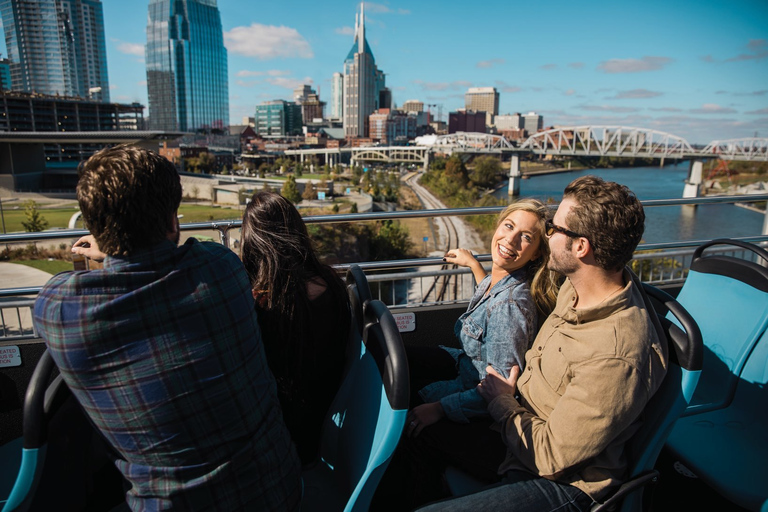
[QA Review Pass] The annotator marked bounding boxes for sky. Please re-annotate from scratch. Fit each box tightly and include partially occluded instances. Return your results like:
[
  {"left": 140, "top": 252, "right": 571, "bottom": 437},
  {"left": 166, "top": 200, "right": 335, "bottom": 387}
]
[{"left": 2, "top": 0, "right": 768, "bottom": 145}]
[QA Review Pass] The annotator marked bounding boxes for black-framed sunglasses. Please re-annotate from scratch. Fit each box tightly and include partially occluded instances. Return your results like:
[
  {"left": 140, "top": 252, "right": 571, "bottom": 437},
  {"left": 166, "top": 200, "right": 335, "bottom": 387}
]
[{"left": 545, "top": 219, "right": 589, "bottom": 242}]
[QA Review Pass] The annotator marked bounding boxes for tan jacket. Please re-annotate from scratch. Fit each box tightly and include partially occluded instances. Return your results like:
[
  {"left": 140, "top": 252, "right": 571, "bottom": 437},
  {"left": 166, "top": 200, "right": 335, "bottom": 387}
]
[{"left": 488, "top": 269, "right": 668, "bottom": 501}]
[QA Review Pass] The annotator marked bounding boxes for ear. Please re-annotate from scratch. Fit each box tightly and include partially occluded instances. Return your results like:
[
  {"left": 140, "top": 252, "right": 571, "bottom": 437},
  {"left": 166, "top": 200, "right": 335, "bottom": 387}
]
[{"left": 572, "top": 236, "right": 591, "bottom": 259}]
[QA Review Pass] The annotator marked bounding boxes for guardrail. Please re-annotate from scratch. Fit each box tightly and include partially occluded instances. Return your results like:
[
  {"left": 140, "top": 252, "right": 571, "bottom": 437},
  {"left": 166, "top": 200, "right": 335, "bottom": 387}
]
[{"left": 2, "top": 194, "right": 767, "bottom": 341}]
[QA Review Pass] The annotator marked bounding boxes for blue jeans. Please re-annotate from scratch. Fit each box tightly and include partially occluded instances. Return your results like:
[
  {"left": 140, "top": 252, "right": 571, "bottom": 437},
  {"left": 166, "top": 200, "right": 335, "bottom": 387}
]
[{"left": 415, "top": 470, "right": 594, "bottom": 512}]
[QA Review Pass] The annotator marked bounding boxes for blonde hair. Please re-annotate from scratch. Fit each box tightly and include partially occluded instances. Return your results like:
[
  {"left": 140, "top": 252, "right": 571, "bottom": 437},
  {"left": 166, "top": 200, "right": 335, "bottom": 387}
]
[{"left": 496, "top": 198, "right": 560, "bottom": 319}]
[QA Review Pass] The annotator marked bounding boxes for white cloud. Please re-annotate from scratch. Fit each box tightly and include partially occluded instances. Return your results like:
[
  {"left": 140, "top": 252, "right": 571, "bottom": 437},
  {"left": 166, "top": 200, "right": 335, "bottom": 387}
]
[
  {"left": 266, "top": 76, "right": 313, "bottom": 90},
  {"left": 611, "top": 89, "right": 664, "bottom": 100},
  {"left": 414, "top": 80, "right": 472, "bottom": 91},
  {"left": 746, "top": 107, "right": 768, "bottom": 115},
  {"left": 540, "top": 63, "right": 557, "bottom": 70},
  {"left": 568, "top": 62, "right": 585, "bottom": 69},
  {"left": 564, "top": 89, "right": 575, "bottom": 96},
  {"left": 579, "top": 105, "right": 641, "bottom": 113},
  {"left": 236, "top": 69, "right": 291, "bottom": 77},
  {"left": 690, "top": 103, "right": 737, "bottom": 114},
  {"left": 335, "top": 26, "right": 355, "bottom": 36},
  {"left": 597, "top": 56, "right": 673, "bottom": 73},
  {"left": 117, "top": 42, "right": 144, "bottom": 57},
  {"left": 476, "top": 58, "right": 505, "bottom": 69},
  {"left": 364, "top": 2, "right": 392, "bottom": 13},
  {"left": 224, "top": 24, "right": 313, "bottom": 60}
]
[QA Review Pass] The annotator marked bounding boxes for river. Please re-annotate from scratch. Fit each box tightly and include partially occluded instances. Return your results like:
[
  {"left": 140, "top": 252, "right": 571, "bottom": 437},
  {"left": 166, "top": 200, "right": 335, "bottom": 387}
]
[{"left": 492, "top": 162, "right": 765, "bottom": 244}]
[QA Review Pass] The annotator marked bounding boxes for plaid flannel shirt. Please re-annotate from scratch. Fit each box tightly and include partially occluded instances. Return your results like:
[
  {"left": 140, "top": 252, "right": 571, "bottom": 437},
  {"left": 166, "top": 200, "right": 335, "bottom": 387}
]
[{"left": 33, "top": 238, "right": 301, "bottom": 511}]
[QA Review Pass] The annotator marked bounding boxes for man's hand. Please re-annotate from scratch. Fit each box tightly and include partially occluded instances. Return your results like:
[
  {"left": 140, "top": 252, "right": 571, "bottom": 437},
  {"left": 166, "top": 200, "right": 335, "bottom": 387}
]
[
  {"left": 477, "top": 365, "right": 520, "bottom": 403},
  {"left": 406, "top": 402, "right": 445, "bottom": 438},
  {"left": 72, "top": 235, "right": 107, "bottom": 263}
]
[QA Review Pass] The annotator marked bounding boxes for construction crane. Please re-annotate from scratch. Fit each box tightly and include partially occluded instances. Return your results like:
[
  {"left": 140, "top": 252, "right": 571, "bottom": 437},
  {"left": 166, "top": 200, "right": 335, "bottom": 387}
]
[{"left": 426, "top": 103, "right": 443, "bottom": 123}]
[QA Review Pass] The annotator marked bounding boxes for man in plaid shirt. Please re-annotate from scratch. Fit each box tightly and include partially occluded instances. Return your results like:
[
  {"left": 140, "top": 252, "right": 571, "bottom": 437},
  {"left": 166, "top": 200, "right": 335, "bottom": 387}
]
[{"left": 33, "top": 145, "right": 301, "bottom": 511}]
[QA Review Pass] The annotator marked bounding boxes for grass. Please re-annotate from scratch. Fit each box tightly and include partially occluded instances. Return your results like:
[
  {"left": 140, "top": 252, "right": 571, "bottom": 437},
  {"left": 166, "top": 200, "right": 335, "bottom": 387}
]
[
  {"left": 0, "top": 202, "right": 245, "bottom": 233},
  {"left": 10, "top": 259, "right": 73, "bottom": 275}
]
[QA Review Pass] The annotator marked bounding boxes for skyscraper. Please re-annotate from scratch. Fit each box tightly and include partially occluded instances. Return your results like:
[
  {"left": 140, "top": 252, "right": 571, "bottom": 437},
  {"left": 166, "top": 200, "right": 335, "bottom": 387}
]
[
  {"left": 0, "top": 0, "right": 110, "bottom": 101},
  {"left": 146, "top": 0, "right": 228, "bottom": 132},
  {"left": 343, "top": 3, "right": 385, "bottom": 138},
  {"left": 465, "top": 87, "right": 499, "bottom": 127}
]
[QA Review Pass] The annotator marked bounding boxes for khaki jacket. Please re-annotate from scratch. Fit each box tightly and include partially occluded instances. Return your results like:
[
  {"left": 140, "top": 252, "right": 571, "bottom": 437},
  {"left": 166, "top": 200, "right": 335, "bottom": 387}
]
[{"left": 488, "top": 269, "right": 668, "bottom": 501}]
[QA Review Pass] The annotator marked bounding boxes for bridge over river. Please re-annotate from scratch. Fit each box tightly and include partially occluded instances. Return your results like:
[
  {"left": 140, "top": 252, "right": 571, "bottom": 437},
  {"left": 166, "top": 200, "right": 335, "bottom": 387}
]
[{"left": 282, "top": 126, "right": 768, "bottom": 198}]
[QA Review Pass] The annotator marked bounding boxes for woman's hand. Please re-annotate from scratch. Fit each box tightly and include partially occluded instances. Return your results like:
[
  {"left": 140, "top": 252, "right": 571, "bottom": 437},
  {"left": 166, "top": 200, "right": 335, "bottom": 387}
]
[
  {"left": 406, "top": 402, "right": 445, "bottom": 438},
  {"left": 444, "top": 248, "right": 487, "bottom": 284},
  {"left": 444, "top": 248, "right": 477, "bottom": 268},
  {"left": 477, "top": 365, "right": 520, "bottom": 403},
  {"left": 72, "top": 235, "right": 107, "bottom": 263}
]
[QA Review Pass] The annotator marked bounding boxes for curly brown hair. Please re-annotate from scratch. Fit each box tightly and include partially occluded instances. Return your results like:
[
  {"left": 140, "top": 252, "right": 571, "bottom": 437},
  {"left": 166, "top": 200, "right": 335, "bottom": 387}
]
[
  {"left": 76, "top": 145, "right": 181, "bottom": 256},
  {"left": 563, "top": 175, "right": 645, "bottom": 272}
]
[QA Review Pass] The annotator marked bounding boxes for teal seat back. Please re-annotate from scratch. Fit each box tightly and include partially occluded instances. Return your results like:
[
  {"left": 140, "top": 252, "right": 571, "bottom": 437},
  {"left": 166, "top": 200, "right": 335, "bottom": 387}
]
[
  {"left": 674, "top": 239, "right": 768, "bottom": 414},
  {"left": 302, "top": 299, "right": 409, "bottom": 512}
]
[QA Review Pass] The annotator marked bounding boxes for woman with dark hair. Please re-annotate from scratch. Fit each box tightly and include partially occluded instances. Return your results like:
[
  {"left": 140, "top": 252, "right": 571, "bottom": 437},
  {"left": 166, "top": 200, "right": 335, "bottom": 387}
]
[{"left": 241, "top": 191, "right": 351, "bottom": 465}]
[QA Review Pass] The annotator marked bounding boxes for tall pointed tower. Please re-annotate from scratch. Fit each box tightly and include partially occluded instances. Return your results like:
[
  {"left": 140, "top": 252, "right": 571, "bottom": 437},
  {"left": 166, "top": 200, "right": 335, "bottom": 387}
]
[{"left": 342, "top": 3, "right": 384, "bottom": 138}]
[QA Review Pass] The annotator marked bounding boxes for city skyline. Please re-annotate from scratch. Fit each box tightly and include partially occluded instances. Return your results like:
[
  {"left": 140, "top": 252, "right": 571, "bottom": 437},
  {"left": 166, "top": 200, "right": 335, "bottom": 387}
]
[{"left": 0, "top": 0, "right": 766, "bottom": 143}]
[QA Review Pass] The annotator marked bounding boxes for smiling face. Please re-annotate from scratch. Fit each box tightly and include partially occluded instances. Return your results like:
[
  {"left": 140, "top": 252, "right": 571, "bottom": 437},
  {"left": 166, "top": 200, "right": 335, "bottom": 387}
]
[{"left": 490, "top": 209, "right": 542, "bottom": 277}]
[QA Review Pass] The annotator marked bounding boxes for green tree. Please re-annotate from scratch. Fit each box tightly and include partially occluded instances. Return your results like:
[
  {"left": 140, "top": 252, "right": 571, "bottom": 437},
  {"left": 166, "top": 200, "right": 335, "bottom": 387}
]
[
  {"left": 295, "top": 162, "right": 304, "bottom": 177},
  {"left": 470, "top": 156, "right": 501, "bottom": 188},
  {"left": 197, "top": 152, "right": 216, "bottom": 174},
  {"left": 350, "top": 202, "right": 358, "bottom": 213},
  {"left": 281, "top": 175, "right": 302, "bottom": 204},
  {"left": 22, "top": 200, "right": 49, "bottom": 232},
  {"left": 302, "top": 181, "right": 317, "bottom": 201}
]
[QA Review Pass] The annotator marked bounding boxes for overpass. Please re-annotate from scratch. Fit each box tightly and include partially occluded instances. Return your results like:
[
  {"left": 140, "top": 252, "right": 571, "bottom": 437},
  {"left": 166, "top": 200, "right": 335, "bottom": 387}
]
[{"left": 0, "top": 131, "right": 185, "bottom": 191}]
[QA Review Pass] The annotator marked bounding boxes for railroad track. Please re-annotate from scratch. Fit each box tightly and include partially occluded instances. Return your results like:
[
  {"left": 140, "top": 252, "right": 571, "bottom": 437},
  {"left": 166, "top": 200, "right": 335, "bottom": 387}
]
[{"left": 404, "top": 173, "right": 462, "bottom": 303}]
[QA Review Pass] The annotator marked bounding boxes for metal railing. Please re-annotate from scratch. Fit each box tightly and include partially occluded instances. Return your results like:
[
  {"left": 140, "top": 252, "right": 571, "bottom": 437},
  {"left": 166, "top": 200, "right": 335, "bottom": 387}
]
[{"left": 2, "top": 194, "right": 767, "bottom": 341}]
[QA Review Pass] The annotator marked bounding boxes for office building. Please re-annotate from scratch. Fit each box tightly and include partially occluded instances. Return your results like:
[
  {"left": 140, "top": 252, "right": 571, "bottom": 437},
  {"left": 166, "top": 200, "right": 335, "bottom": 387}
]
[
  {"left": 368, "top": 108, "right": 415, "bottom": 145},
  {"left": 0, "top": 58, "right": 10, "bottom": 90},
  {"left": 448, "top": 110, "right": 486, "bottom": 134},
  {"left": 254, "top": 100, "right": 303, "bottom": 137},
  {"left": 293, "top": 84, "right": 313, "bottom": 104},
  {"left": 402, "top": 100, "right": 424, "bottom": 113},
  {"left": 330, "top": 72, "right": 343, "bottom": 120},
  {"left": 293, "top": 85, "right": 326, "bottom": 123},
  {"left": 0, "top": 0, "right": 110, "bottom": 101},
  {"left": 495, "top": 113, "right": 523, "bottom": 131},
  {"left": 146, "top": 0, "right": 228, "bottom": 132},
  {"left": 522, "top": 111, "right": 543, "bottom": 136},
  {"left": 464, "top": 87, "right": 499, "bottom": 127},
  {"left": 342, "top": 3, "right": 386, "bottom": 138},
  {"left": 301, "top": 92, "right": 326, "bottom": 123}
]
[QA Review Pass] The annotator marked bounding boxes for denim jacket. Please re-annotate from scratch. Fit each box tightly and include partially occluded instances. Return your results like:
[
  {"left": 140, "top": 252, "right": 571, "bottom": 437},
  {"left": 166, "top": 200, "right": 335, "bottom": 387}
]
[{"left": 419, "top": 269, "right": 538, "bottom": 423}]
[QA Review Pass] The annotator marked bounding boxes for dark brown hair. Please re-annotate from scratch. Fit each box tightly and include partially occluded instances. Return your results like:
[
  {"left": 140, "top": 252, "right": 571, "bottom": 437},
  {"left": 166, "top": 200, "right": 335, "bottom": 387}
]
[
  {"left": 563, "top": 175, "right": 645, "bottom": 271},
  {"left": 240, "top": 191, "right": 348, "bottom": 388},
  {"left": 76, "top": 145, "right": 181, "bottom": 256}
]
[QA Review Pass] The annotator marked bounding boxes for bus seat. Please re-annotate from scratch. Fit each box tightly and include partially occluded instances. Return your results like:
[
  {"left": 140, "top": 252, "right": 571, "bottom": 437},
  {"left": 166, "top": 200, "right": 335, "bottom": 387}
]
[
  {"left": 345, "top": 265, "right": 373, "bottom": 372},
  {"left": 444, "top": 283, "right": 703, "bottom": 512},
  {"left": 590, "top": 283, "right": 702, "bottom": 512},
  {"left": 302, "top": 299, "right": 409, "bottom": 512},
  {"left": 1, "top": 350, "right": 123, "bottom": 512},
  {"left": 664, "top": 239, "right": 768, "bottom": 511},
  {"left": 673, "top": 239, "right": 768, "bottom": 415}
]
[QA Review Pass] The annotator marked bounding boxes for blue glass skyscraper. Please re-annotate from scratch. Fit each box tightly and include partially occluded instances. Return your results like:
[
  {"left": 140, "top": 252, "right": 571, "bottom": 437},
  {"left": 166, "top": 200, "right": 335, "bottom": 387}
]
[
  {"left": 0, "top": 0, "right": 110, "bottom": 101},
  {"left": 146, "top": 0, "right": 229, "bottom": 132}
]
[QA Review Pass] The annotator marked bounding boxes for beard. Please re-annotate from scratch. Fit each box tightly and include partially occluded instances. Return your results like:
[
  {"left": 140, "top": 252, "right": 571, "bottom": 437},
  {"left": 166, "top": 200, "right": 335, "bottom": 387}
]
[{"left": 548, "top": 238, "right": 578, "bottom": 275}]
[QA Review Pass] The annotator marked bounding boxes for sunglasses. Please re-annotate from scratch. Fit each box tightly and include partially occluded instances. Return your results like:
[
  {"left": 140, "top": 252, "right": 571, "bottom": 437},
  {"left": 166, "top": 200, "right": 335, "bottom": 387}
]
[{"left": 545, "top": 219, "right": 589, "bottom": 243}]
